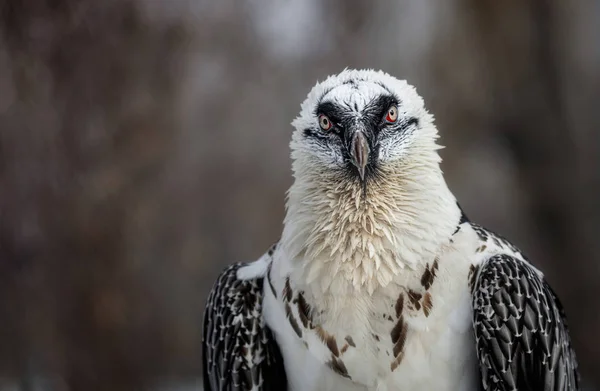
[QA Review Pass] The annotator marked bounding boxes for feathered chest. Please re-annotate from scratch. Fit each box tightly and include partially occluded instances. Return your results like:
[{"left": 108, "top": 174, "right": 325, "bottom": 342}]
[{"left": 268, "top": 246, "right": 479, "bottom": 390}]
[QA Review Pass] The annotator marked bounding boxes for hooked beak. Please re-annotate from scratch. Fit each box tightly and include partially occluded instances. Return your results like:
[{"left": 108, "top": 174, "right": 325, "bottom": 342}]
[{"left": 350, "top": 131, "right": 370, "bottom": 181}]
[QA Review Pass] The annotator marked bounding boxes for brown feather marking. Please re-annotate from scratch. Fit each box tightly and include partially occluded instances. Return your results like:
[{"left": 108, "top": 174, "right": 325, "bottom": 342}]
[
  {"left": 407, "top": 289, "right": 422, "bottom": 311},
  {"left": 422, "top": 292, "right": 433, "bottom": 317},
  {"left": 316, "top": 325, "right": 340, "bottom": 357},
  {"left": 420, "top": 258, "right": 439, "bottom": 290},
  {"left": 391, "top": 316, "right": 408, "bottom": 358},
  {"left": 468, "top": 264, "right": 480, "bottom": 294},
  {"left": 283, "top": 277, "right": 292, "bottom": 302},
  {"left": 345, "top": 336, "right": 356, "bottom": 347},
  {"left": 390, "top": 351, "right": 405, "bottom": 372},
  {"left": 267, "top": 262, "right": 277, "bottom": 298},
  {"left": 341, "top": 344, "right": 349, "bottom": 354},
  {"left": 395, "top": 292, "right": 404, "bottom": 318},
  {"left": 476, "top": 244, "right": 487, "bottom": 253},
  {"left": 296, "top": 292, "right": 312, "bottom": 328},
  {"left": 373, "top": 333, "right": 380, "bottom": 342},
  {"left": 285, "top": 302, "right": 302, "bottom": 338},
  {"left": 327, "top": 355, "right": 351, "bottom": 379}
]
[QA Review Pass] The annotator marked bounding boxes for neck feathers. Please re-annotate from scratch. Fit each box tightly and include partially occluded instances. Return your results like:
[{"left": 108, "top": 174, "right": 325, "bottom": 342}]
[{"left": 281, "top": 140, "right": 460, "bottom": 295}]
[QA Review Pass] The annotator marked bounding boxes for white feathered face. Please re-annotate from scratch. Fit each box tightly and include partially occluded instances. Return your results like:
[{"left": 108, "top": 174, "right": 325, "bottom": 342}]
[{"left": 291, "top": 69, "right": 436, "bottom": 184}]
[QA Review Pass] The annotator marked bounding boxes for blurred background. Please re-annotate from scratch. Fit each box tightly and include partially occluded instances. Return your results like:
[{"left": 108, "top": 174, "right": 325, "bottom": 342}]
[{"left": 1, "top": 0, "right": 599, "bottom": 390}]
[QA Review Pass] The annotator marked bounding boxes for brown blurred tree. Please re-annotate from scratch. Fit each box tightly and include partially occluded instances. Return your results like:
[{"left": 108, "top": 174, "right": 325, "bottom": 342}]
[{"left": 1, "top": 0, "right": 189, "bottom": 389}]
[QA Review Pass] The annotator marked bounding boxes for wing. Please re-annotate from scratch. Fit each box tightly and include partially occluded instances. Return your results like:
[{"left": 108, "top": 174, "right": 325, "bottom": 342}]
[
  {"left": 472, "top": 254, "right": 580, "bottom": 391},
  {"left": 202, "top": 262, "right": 288, "bottom": 391}
]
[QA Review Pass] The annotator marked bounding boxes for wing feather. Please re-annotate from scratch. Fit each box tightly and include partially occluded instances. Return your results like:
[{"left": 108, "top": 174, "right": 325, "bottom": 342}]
[
  {"left": 202, "top": 262, "right": 287, "bottom": 391},
  {"left": 472, "top": 254, "right": 579, "bottom": 391}
]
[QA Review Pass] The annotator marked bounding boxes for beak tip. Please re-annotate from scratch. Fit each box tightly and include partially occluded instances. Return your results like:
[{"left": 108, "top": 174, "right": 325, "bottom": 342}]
[{"left": 358, "top": 167, "right": 366, "bottom": 181}]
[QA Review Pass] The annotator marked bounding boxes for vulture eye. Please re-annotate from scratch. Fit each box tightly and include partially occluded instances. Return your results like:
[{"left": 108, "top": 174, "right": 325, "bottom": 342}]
[
  {"left": 385, "top": 105, "right": 398, "bottom": 123},
  {"left": 318, "top": 114, "right": 333, "bottom": 131}
]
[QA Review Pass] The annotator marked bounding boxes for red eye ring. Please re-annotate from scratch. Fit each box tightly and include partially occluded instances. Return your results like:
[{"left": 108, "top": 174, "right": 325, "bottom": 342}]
[
  {"left": 386, "top": 105, "right": 398, "bottom": 123},
  {"left": 319, "top": 114, "right": 333, "bottom": 131}
]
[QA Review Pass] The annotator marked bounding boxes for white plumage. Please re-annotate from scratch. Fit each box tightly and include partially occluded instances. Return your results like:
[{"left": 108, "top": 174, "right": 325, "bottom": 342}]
[{"left": 202, "top": 69, "right": 579, "bottom": 391}]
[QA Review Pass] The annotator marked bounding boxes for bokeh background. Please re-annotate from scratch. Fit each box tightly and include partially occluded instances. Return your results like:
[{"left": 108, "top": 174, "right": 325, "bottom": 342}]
[{"left": 1, "top": 0, "right": 599, "bottom": 390}]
